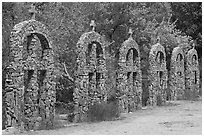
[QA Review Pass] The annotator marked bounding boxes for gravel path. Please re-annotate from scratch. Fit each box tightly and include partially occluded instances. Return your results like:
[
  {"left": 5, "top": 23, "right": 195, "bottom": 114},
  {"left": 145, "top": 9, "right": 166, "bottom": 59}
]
[{"left": 3, "top": 100, "right": 202, "bottom": 135}]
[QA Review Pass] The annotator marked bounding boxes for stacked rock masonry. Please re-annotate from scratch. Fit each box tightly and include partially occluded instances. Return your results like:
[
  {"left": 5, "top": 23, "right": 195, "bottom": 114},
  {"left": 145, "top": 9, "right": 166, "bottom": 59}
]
[
  {"left": 117, "top": 28, "right": 142, "bottom": 113},
  {"left": 5, "top": 16, "right": 55, "bottom": 130},
  {"left": 170, "top": 46, "right": 185, "bottom": 100},
  {"left": 149, "top": 42, "right": 167, "bottom": 106},
  {"left": 74, "top": 21, "right": 109, "bottom": 122},
  {"left": 185, "top": 47, "right": 200, "bottom": 99}
]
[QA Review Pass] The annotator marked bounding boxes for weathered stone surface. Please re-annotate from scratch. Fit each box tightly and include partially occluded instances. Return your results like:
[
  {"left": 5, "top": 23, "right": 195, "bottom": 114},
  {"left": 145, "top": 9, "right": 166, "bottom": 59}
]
[
  {"left": 5, "top": 17, "right": 55, "bottom": 131},
  {"left": 148, "top": 42, "right": 167, "bottom": 106},
  {"left": 117, "top": 29, "right": 142, "bottom": 113},
  {"left": 74, "top": 20, "right": 108, "bottom": 122},
  {"left": 185, "top": 47, "right": 200, "bottom": 99},
  {"left": 170, "top": 46, "right": 185, "bottom": 100}
]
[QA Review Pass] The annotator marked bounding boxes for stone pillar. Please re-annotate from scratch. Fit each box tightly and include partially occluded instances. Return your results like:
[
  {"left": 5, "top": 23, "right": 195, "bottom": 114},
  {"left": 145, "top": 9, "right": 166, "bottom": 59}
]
[
  {"left": 170, "top": 47, "right": 185, "bottom": 100},
  {"left": 6, "top": 17, "right": 55, "bottom": 131},
  {"left": 117, "top": 31, "right": 142, "bottom": 112},
  {"left": 149, "top": 43, "right": 167, "bottom": 106},
  {"left": 185, "top": 47, "right": 200, "bottom": 99},
  {"left": 75, "top": 20, "right": 108, "bottom": 121}
]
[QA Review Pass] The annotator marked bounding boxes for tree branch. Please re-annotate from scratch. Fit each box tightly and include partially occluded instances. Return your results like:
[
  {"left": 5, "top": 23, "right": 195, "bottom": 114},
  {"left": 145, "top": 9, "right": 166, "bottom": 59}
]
[{"left": 62, "top": 62, "right": 74, "bottom": 82}]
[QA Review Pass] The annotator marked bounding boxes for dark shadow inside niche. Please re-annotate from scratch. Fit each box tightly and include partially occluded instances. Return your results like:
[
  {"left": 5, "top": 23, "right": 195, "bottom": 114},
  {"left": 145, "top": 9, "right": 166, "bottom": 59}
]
[
  {"left": 156, "top": 51, "right": 164, "bottom": 64},
  {"left": 88, "top": 72, "right": 94, "bottom": 93},
  {"left": 157, "top": 71, "right": 163, "bottom": 87},
  {"left": 87, "top": 41, "right": 103, "bottom": 66},
  {"left": 96, "top": 72, "right": 101, "bottom": 89},
  {"left": 127, "top": 72, "right": 131, "bottom": 83},
  {"left": 133, "top": 72, "right": 137, "bottom": 85},
  {"left": 126, "top": 48, "right": 138, "bottom": 65},
  {"left": 24, "top": 70, "right": 34, "bottom": 103},
  {"left": 88, "top": 72, "right": 94, "bottom": 82},
  {"left": 26, "top": 33, "right": 50, "bottom": 59},
  {"left": 26, "top": 34, "right": 35, "bottom": 54},
  {"left": 176, "top": 53, "right": 183, "bottom": 62},
  {"left": 37, "top": 70, "right": 46, "bottom": 105},
  {"left": 192, "top": 54, "right": 197, "bottom": 64},
  {"left": 193, "top": 71, "right": 197, "bottom": 84},
  {"left": 96, "top": 72, "right": 101, "bottom": 82}
]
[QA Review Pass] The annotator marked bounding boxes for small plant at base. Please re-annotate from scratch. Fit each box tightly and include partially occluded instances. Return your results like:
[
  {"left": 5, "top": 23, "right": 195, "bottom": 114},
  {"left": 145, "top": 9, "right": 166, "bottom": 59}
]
[{"left": 87, "top": 100, "right": 120, "bottom": 122}]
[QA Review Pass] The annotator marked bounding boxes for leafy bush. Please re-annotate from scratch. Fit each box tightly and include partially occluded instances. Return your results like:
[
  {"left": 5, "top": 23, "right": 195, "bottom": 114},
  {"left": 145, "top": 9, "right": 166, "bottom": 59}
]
[
  {"left": 156, "top": 94, "right": 163, "bottom": 106},
  {"left": 184, "top": 88, "right": 200, "bottom": 101},
  {"left": 87, "top": 100, "right": 120, "bottom": 122}
]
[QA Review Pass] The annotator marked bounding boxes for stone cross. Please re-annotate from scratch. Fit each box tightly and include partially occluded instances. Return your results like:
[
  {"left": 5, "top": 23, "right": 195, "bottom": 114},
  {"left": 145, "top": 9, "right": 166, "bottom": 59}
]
[
  {"left": 29, "top": 4, "right": 37, "bottom": 20},
  {"left": 128, "top": 28, "right": 133, "bottom": 38},
  {"left": 156, "top": 36, "right": 160, "bottom": 44},
  {"left": 192, "top": 41, "right": 195, "bottom": 49},
  {"left": 90, "top": 20, "right": 96, "bottom": 31}
]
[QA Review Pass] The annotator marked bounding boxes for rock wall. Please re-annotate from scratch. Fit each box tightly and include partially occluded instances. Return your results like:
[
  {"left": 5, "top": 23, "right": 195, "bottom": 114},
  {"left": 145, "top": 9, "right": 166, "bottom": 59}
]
[
  {"left": 149, "top": 42, "right": 167, "bottom": 106},
  {"left": 117, "top": 35, "right": 142, "bottom": 113},
  {"left": 74, "top": 27, "right": 109, "bottom": 122},
  {"left": 5, "top": 19, "right": 55, "bottom": 131},
  {"left": 185, "top": 48, "right": 200, "bottom": 99},
  {"left": 170, "top": 46, "right": 185, "bottom": 100}
]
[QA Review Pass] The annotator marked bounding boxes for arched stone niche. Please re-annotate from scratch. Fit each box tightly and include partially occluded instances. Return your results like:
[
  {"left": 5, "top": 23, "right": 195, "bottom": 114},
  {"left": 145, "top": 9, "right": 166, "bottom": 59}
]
[
  {"left": 149, "top": 42, "right": 167, "bottom": 106},
  {"left": 185, "top": 48, "right": 200, "bottom": 99},
  {"left": 117, "top": 35, "right": 142, "bottom": 113},
  {"left": 74, "top": 24, "right": 108, "bottom": 122},
  {"left": 5, "top": 20, "right": 55, "bottom": 131},
  {"left": 170, "top": 47, "right": 185, "bottom": 100}
]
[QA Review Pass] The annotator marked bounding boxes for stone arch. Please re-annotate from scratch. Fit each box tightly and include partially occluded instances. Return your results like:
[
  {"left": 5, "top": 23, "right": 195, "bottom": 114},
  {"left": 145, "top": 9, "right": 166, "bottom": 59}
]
[
  {"left": 170, "top": 47, "right": 185, "bottom": 100},
  {"left": 75, "top": 27, "right": 108, "bottom": 122},
  {"left": 149, "top": 43, "right": 167, "bottom": 106},
  {"left": 185, "top": 48, "right": 199, "bottom": 99},
  {"left": 126, "top": 48, "right": 139, "bottom": 66},
  {"left": 25, "top": 33, "right": 50, "bottom": 56},
  {"left": 5, "top": 20, "right": 55, "bottom": 130},
  {"left": 117, "top": 36, "right": 142, "bottom": 113},
  {"left": 177, "top": 53, "right": 183, "bottom": 62},
  {"left": 86, "top": 41, "right": 104, "bottom": 67}
]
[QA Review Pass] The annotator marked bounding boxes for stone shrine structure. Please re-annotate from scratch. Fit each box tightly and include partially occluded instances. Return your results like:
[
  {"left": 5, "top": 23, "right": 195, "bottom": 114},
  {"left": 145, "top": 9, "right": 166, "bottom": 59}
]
[
  {"left": 3, "top": 4, "right": 201, "bottom": 131},
  {"left": 170, "top": 46, "right": 185, "bottom": 100},
  {"left": 5, "top": 5, "right": 55, "bottom": 131},
  {"left": 117, "top": 28, "right": 142, "bottom": 113},
  {"left": 74, "top": 20, "right": 108, "bottom": 122},
  {"left": 185, "top": 44, "right": 200, "bottom": 99},
  {"left": 149, "top": 39, "right": 167, "bottom": 106}
]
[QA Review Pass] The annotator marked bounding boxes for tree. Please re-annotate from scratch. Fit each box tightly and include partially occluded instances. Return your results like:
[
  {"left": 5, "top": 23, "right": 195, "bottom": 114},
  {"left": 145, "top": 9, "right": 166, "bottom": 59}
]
[{"left": 171, "top": 2, "right": 202, "bottom": 58}]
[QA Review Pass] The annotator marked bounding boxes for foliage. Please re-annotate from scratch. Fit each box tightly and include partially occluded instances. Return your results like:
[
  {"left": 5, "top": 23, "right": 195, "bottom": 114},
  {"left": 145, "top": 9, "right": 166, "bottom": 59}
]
[
  {"left": 87, "top": 100, "right": 120, "bottom": 122},
  {"left": 170, "top": 2, "right": 202, "bottom": 50}
]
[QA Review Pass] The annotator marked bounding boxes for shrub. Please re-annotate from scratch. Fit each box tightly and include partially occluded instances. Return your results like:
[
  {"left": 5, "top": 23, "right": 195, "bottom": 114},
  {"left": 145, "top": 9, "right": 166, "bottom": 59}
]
[
  {"left": 184, "top": 88, "right": 199, "bottom": 101},
  {"left": 87, "top": 100, "right": 120, "bottom": 122},
  {"left": 156, "top": 94, "right": 163, "bottom": 106}
]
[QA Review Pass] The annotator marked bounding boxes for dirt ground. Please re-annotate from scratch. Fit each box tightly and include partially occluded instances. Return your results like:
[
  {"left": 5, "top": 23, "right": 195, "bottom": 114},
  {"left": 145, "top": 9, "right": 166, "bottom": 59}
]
[{"left": 3, "top": 100, "right": 202, "bottom": 135}]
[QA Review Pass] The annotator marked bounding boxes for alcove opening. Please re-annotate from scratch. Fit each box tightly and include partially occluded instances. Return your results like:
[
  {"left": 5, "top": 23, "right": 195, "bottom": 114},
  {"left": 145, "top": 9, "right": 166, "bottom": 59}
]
[
  {"left": 156, "top": 51, "right": 164, "bottom": 64},
  {"left": 176, "top": 53, "right": 183, "bottom": 62},
  {"left": 126, "top": 48, "right": 138, "bottom": 65}
]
